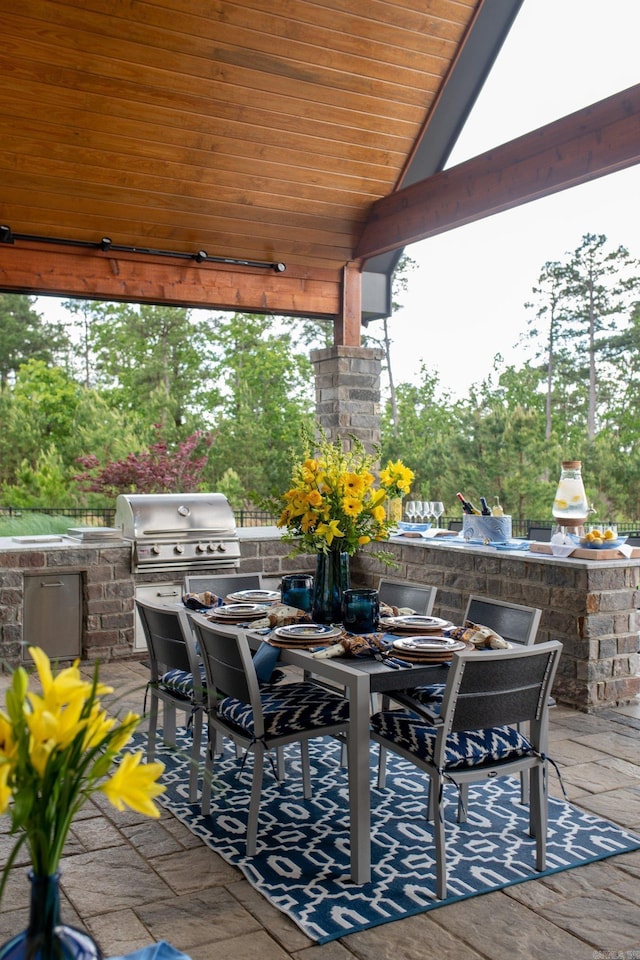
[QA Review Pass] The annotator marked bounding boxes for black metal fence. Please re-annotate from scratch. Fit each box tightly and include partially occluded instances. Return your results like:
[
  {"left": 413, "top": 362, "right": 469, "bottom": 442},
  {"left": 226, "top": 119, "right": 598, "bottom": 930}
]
[{"left": 1, "top": 507, "right": 638, "bottom": 538}]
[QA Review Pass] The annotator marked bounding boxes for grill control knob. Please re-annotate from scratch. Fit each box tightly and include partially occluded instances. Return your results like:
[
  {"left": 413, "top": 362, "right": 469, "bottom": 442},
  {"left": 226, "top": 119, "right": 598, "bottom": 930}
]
[
  {"left": 196, "top": 543, "right": 207, "bottom": 553},
  {"left": 174, "top": 543, "right": 184, "bottom": 555},
  {"left": 151, "top": 544, "right": 161, "bottom": 555},
  {"left": 217, "top": 542, "right": 227, "bottom": 553}
]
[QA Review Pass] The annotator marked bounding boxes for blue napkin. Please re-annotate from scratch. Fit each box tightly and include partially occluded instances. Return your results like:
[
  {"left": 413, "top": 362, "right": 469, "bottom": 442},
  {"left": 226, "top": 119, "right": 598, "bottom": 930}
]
[{"left": 252, "top": 642, "right": 282, "bottom": 682}]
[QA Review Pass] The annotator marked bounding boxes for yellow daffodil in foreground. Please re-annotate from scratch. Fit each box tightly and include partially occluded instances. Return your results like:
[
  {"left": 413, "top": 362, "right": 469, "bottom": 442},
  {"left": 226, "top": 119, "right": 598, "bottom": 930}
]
[
  {"left": 101, "top": 751, "right": 165, "bottom": 817},
  {"left": 0, "top": 647, "right": 165, "bottom": 904}
]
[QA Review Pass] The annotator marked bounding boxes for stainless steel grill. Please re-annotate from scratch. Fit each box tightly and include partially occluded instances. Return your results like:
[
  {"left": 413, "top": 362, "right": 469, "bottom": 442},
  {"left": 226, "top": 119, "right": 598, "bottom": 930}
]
[{"left": 115, "top": 493, "right": 241, "bottom": 573}]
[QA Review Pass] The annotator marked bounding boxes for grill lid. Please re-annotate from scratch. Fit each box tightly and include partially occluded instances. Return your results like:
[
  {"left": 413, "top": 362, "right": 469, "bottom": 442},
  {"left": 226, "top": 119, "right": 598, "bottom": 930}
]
[{"left": 115, "top": 493, "right": 237, "bottom": 540}]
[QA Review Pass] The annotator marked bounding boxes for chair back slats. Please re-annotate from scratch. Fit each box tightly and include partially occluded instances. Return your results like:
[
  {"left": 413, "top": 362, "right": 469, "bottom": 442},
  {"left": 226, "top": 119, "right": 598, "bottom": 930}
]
[
  {"left": 136, "top": 601, "right": 199, "bottom": 680},
  {"left": 183, "top": 573, "right": 262, "bottom": 597},
  {"left": 464, "top": 596, "right": 541, "bottom": 646},
  {"left": 378, "top": 579, "right": 436, "bottom": 615},
  {"left": 189, "top": 617, "right": 265, "bottom": 734},
  {"left": 440, "top": 643, "right": 561, "bottom": 742}
]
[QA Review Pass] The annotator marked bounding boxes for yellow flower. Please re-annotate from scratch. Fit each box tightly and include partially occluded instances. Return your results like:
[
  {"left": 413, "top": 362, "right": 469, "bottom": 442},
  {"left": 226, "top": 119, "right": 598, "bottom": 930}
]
[
  {"left": 0, "top": 647, "right": 163, "bottom": 894},
  {"left": 0, "top": 711, "right": 17, "bottom": 760},
  {"left": 306, "top": 489, "right": 323, "bottom": 508},
  {"left": 358, "top": 535, "right": 371, "bottom": 545},
  {"left": 0, "top": 763, "right": 12, "bottom": 816},
  {"left": 343, "top": 472, "right": 365, "bottom": 496},
  {"left": 82, "top": 704, "right": 117, "bottom": 750},
  {"left": 343, "top": 495, "right": 363, "bottom": 517},
  {"left": 108, "top": 712, "right": 141, "bottom": 753},
  {"left": 100, "top": 751, "right": 165, "bottom": 818},
  {"left": 380, "top": 460, "right": 415, "bottom": 497},
  {"left": 372, "top": 504, "right": 386, "bottom": 523},
  {"left": 316, "top": 519, "right": 344, "bottom": 546},
  {"left": 28, "top": 647, "right": 113, "bottom": 707}
]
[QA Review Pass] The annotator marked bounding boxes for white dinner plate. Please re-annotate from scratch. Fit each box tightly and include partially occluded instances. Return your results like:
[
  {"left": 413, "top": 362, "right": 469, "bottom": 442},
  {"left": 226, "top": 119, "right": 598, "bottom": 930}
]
[
  {"left": 274, "top": 623, "right": 342, "bottom": 640},
  {"left": 393, "top": 636, "right": 459, "bottom": 651},
  {"left": 393, "top": 637, "right": 469, "bottom": 655},
  {"left": 212, "top": 603, "right": 268, "bottom": 616},
  {"left": 226, "top": 589, "right": 280, "bottom": 603},
  {"left": 381, "top": 614, "right": 451, "bottom": 631}
]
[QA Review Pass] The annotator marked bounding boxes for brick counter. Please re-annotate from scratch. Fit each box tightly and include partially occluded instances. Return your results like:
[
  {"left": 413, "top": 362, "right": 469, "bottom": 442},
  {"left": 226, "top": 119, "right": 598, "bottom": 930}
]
[
  {"left": 353, "top": 537, "right": 640, "bottom": 712},
  {"left": 0, "top": 538, "right": 134, "bottom": 667}
]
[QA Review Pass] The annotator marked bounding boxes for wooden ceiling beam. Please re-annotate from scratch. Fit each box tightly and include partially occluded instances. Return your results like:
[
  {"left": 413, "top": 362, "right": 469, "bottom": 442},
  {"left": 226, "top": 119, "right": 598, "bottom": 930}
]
[
  {"left": 355, "top": 83, "right": 640, "bottom": 260},
  {"left": 0, "top": 243, "right": 342, "bottom": 319}
]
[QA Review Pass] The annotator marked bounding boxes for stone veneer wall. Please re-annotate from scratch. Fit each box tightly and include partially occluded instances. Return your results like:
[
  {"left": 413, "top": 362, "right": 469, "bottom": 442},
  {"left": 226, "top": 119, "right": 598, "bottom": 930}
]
[
  {"left": 310, "top": 345, "right": 384, "bottom": 451},
  {"left": 0, "top": 543, "right": 134, "bottom": 668},
  {"left": 3, "top": 532, "right": 639, "bottom": 712},
  {"left": 0, "top": 533, "right": 311, "bottom": 670},
  {"left": 352, "top": 539, "right": 640, "bottom": 713}
]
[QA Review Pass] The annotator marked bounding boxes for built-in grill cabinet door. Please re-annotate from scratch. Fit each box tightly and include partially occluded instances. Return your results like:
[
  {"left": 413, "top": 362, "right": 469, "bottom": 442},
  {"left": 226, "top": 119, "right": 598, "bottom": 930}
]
[{"left": 23, "top": 573, "right": 82, "bottom": 660}]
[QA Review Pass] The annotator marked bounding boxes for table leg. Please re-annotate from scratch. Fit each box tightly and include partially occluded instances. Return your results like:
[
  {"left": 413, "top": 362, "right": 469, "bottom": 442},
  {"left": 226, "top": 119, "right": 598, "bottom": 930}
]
[{"left": 346, "top": 670, "right": 372, "bottom": 884}]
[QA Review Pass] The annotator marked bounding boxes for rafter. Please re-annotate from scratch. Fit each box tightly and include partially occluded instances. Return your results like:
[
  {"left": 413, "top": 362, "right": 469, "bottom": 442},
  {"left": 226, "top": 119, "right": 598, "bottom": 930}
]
[{"left": 355, "top": 84, "right": 640, "bottom": 260}]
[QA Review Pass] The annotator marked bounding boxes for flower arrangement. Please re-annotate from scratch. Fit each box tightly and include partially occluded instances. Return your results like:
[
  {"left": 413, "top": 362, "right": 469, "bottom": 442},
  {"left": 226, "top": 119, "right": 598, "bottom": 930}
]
[
  {"left": 270, "top": 427, "right": 414, "bottom": 558},
  {"left": 0, "top": 647, "right": 165, "bottom": 899},
  {"left": 379, "top": 460, "right": 415, "bottom": 501}
]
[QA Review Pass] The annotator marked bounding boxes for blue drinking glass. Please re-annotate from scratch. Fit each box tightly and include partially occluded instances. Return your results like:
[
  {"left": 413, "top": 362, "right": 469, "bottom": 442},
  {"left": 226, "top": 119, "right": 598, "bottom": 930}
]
[
  {"left": 342, "top": 588, "right": 379, "bottom": 634},
  {"left": 281, "top": 574, "right": 314, "bottom": 613}
]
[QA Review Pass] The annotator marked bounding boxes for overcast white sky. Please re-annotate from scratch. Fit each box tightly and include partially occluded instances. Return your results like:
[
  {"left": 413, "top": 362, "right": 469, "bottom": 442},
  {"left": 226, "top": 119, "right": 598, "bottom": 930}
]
[{"left": 389, "top": 0, "right": 640, "bottom": 397}]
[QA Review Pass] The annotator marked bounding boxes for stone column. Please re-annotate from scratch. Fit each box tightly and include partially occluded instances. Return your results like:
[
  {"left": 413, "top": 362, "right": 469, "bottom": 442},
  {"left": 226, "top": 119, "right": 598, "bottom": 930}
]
[{"left": 310, "top": 345, "right": 383, "bottom": 453}]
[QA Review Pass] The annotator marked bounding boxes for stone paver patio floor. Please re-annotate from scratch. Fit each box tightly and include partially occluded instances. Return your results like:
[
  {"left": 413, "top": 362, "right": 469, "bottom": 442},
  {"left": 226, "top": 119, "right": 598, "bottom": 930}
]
[{"left": 1, "top": 659, "right": 639, "bottom": 960}]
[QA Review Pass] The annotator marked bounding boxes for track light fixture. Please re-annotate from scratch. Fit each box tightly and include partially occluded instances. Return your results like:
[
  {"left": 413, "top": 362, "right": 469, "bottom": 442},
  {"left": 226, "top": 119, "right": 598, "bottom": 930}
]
[{"left": 0, "top": 228, "right": 286, "bottom": 272}]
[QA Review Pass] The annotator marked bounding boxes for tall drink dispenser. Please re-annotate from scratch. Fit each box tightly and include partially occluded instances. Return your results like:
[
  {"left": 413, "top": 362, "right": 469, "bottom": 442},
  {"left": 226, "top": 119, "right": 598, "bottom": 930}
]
[{"left": 552, "top": 460, "right": 589, "bottom": 536}]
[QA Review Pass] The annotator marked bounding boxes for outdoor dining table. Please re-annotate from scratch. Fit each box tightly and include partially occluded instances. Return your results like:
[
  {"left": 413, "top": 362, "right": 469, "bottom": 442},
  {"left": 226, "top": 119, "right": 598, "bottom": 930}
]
[{"left": 245, "top": 627, "right": 446, "bottom": 885}]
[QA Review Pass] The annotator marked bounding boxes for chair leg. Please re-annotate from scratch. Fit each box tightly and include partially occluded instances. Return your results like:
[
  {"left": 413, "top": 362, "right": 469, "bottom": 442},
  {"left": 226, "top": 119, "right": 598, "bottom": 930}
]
[
  {"left": 300, "top": 740, "right": 311, "bottom": 799},
  {"left": 519, "top": 721, "right": 530, "bottom": 804},
  {"left": 188, "top": 707, "right": 203, "bottom": 803},
  {"left": 426, "top": 781, "right": 434, "bottom": 822},
  {"left": 247, "top": 746, "right": 264, "bottom": 857},
  {"left": 276, "top": 745, "right": 286, "bottom": 781},
  {"left": 530, "top": 763, "right": 547, "bottom": 870},
  {"left": 433, "top": 774, "right": 448, "bottom": 900},
  {"left": 201, "top": 725, "right": 215, "bottom": 816},
  {"left": 520, "top": 769, "right": 530, "bottom": 805},
  {"left": 163, "top": 702, "right": 177, "bottom": 746},
  {"left": 377, "top": 744, "right": 388, "bottom": 789},
  {"left": 457, "top": 783, "right": 469, "bottom": 823},
  {"left": 147, "top": 692, "right": 159, "bottom": 761}
]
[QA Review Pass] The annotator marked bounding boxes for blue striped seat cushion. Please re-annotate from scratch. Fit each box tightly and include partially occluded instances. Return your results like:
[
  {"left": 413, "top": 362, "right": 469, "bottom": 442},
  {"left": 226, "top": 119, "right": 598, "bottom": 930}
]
[
  {"left": 371, "top": 710, "right": 532, "bottom": 769},
  {"left": 160, "top": 664, "right": 286, "bottom": 701},
  {"left": 411, "top": 683, "right": 446, "bottom": 706},
  {"left": 218, "top": 681, "right": 349, "bottom": 738},
  {"left": 160, "top": 664, "right": 206, "bottom": 701}
]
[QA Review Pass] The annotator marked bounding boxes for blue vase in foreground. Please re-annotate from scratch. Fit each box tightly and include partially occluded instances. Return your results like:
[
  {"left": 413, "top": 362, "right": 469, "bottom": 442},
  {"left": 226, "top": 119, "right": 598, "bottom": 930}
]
[
  {"left": 0, "top": 872, "right": 102, "bottom": 960},
  {"left": 312, "top": 548, "right": 350, "bottom": 623}
]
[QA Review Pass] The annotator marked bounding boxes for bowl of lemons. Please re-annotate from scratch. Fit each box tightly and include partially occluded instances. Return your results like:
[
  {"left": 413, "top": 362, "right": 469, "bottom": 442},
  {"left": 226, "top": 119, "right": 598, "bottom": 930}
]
[{"left": 572, "top": 526, "right": 627, "bottom": 550}]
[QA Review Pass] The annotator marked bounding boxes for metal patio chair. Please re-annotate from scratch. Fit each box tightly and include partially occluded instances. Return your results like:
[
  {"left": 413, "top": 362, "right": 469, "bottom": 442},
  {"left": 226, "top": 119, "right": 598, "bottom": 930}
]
[{"left": 371, "top": 640, "right": 562, "bottom": 899}]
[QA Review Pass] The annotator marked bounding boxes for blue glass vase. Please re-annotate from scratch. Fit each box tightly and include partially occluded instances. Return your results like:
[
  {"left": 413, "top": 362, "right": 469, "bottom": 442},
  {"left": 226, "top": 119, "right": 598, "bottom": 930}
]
[
  {"left": 0, "top": 872, "right": 102, "bottom": 960},
  {"left": 312, "top": 548, "right": 350, "bottom": 623}
]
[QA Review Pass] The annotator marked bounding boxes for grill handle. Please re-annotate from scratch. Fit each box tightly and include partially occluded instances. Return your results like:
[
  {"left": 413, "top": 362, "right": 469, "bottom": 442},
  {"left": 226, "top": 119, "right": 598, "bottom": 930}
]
[{"left": 140, "top": 528, "right": 233, "bottom": 536}]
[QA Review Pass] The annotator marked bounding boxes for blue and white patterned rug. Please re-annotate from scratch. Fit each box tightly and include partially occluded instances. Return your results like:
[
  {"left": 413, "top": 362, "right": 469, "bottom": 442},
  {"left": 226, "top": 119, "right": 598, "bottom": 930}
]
[{"left": 139, "top": 730, "right": 640, "bottom": 943}]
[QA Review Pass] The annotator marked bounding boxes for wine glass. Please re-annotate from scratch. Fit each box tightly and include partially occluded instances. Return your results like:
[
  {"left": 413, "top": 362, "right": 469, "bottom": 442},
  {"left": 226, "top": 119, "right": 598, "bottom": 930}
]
[
  {"left": 431, "top": 501, "right": 444, "bottom": 528},
  {"left": 405, "top": 500, "right": 417, "bottom": 522},
  {"left": 414, "top": 501, "right": 425, "bottom": 523}
]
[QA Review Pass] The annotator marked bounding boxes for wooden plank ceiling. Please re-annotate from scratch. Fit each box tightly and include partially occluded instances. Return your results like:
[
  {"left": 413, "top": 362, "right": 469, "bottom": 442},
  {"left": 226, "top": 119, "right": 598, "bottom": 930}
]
[
  {"left": 0, "top": 0, "right": 480, "bottom": 319},
  {"left": 3, "top": 1, "right": 636, "bottom": 335}
]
